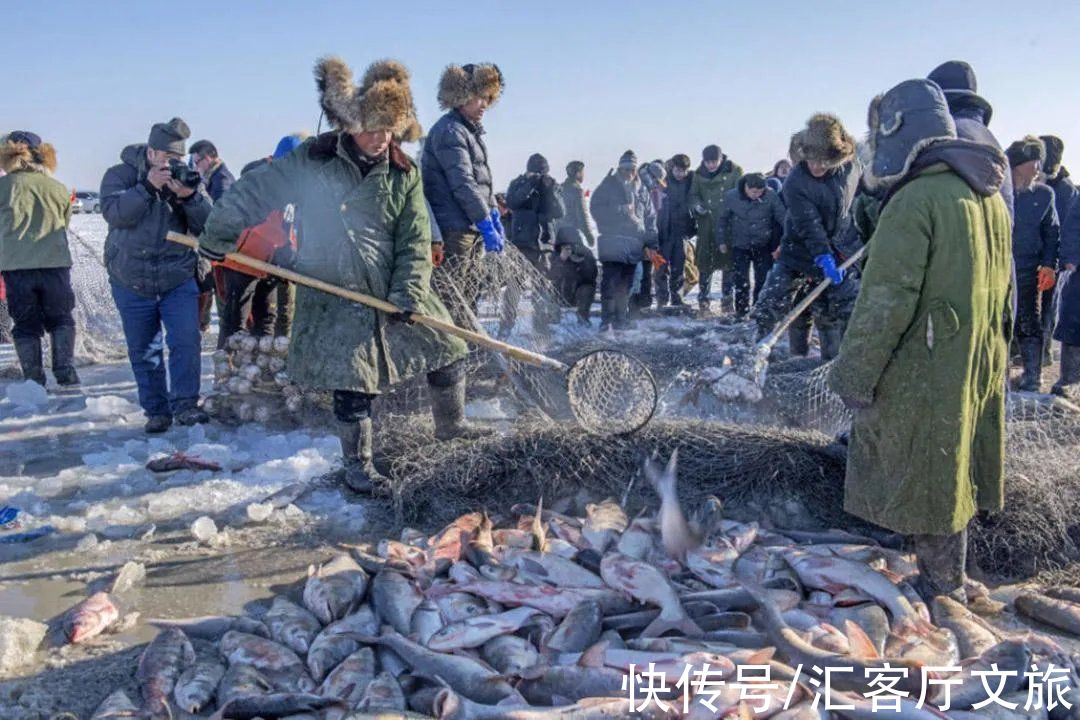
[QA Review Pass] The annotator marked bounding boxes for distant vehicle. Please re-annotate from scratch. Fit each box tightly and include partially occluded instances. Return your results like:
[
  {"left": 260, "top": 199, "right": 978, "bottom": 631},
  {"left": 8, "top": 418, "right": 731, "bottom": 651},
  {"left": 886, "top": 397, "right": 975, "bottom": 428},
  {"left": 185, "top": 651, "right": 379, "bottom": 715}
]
[{"left": 74, "top": 191, "right": 100, "bottom": 213}]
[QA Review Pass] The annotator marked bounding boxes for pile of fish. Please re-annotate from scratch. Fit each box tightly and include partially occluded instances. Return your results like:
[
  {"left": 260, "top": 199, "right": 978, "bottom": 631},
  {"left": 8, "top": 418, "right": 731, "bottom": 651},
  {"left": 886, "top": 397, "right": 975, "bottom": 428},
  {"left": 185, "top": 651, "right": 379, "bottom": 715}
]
[
  {"left": 84, "top": 453, "right": 1080, "bottom": 719},
  {"left": 205, "top": 331, "right": 305, "bottom": 424}
]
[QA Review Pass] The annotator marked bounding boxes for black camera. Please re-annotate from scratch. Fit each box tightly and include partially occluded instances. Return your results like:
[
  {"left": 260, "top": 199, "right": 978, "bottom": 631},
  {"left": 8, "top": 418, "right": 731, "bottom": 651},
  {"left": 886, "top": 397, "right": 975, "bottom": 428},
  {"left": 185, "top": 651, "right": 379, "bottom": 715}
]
[{"left": 168, "top": 159, "right": 202, "bottom": 189}]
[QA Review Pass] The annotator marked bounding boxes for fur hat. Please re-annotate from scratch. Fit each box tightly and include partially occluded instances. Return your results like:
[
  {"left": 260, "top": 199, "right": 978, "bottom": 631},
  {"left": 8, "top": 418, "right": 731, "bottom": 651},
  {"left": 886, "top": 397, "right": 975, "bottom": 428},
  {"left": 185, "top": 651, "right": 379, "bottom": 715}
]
[
  {"left": 1005, "top": 136, "right": 1046, "bottom": 168},
  {"left": 1040, "top": 135, "right": 1065, "bottom": 177},
  {"left": 864, "top": 79, "right": 956, "bottom": 190},
  {"left": 789, "top": 113, "right": 856, "bottom": 169},
  {"left": 0, "top": 133, "right": 57, "bottom": 174},
  {"left": 437, "top": 63, "right": 504, "bottom": 111},
  {"left": 315, "top": 56, "right": 420, "bottom": 141}
]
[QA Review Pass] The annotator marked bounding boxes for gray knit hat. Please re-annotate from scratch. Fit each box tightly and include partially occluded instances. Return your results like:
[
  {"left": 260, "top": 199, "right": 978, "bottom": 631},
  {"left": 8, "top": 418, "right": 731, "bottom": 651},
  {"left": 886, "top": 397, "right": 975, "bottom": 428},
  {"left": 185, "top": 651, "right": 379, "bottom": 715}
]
[
  {"left": 148, "top": 118, "right": 191, "bottom": 155},
  {"left": 618, "top": 150, "right": 638, "bottom": 170}
]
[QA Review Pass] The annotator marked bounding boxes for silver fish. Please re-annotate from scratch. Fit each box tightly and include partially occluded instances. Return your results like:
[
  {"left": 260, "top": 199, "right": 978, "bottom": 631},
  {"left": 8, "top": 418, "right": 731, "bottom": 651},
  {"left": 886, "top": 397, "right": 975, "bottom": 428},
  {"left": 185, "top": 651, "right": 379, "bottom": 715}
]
[
  {"left": 303, "top": 553, "right": 370, "bottom": 626},
  {"left": 410, "top": 599, "right": 445, "bottom": 646},
  {"left": 64, "top": 591, "right": 120, "bottom": 644},
  {"left": 372, "top": 570, "right": 423, "bottom": 635},
  {"left": 265, "top": 595, "right": 323, "bottom": 656},
  {"left": 644, "top": 450, "right": 702, "bottom": 561},
  {"left": 174, "top": 657, "right": 226, "bottom": 713},
  {"left": 320, "top": 647, "right": 376, "bottom": 720},
  {"left": 217, "top": 663, "right": 273, "bottom": 707},
  {"left": 435, "top": 689, "right": 681, "bottom": 719},
  {"left": 136, "top": 627, "right": 195, "bottom": 719},
  {"left": 357, "top": 670, "right": 406, "bottom": 712},
  {"left": 307, "top": 604, "right": 378, "bottom": 682},
  {"left": 427, "top": 606, "right": 542, "bottom": 651},
  {"left": 481, "top": 634, "right": 541, "bottom": 676},
  {"left": 615, "top": 517, "right": 656, "bottom": 561},
  {"left": 219, "top": 630, "right": 315, "bottom": 692},
  {"left": 89, "top": 690, "right": 138, "bottom": 719},
  {"left": 436, "top": 591, "right": 490, "bottom": 623},
  {"left": 582, "top": 499, "right": 628, "bottom": 553},
  {"left": 599, "top": 552, "right": 702, "bottom": 637},
  {"left": 932, "top": 595, "right": 1000, "bottom": 659},
  {"left": 545, "top": 601, "right": 603, "bottom": 653},
  {"left": 147, "top": 614, "right": 270, "bottom": 641},
  {"left": 499, "top": 549, "right": 605, "bottom": 588},
  {"left": 1015, "top": 593, "right": 1080, "bottom": 637},
  {"left": 214, "top": 692, "right": 343, "bottom": 718}
]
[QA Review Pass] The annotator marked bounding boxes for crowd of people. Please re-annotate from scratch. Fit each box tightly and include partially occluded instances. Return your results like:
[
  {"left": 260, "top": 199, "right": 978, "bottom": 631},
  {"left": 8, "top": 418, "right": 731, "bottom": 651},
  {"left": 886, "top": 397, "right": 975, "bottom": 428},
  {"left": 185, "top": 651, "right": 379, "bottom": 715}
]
[{"left": 2, "top": 57, "right": 1079, "bottom": 600}]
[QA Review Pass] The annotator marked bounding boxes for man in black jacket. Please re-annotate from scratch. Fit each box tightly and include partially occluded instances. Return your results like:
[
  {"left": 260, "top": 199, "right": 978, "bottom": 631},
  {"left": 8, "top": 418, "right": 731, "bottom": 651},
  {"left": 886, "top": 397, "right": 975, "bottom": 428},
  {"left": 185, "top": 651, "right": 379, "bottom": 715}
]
[
  {"left": 506, "top": 153, "right": 565, "bottom": 272},
  {"left": 655, "top": 153, "right": 694, "bottom": 307},
  {"left": 753, "top": 114, "right": 861, "bottom": 360},
  {"left": 1007, "top": 137, "right": 1060, "bottom": 391},
  {"left": 717, "top": 173, "right": 785, "bottom": 318}
]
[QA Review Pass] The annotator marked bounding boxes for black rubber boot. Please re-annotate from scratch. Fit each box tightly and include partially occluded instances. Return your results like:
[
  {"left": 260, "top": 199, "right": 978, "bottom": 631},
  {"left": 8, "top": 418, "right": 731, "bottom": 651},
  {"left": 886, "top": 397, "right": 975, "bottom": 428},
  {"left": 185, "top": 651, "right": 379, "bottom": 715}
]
[
  {"left": 819, "top": 325, "right": 844, "bottom": 361},
  {"left": 335, "top": 417, "right": 386, "bottom": 493},
  {"left": 788, "top": 323, "right": 811, "bottom": 358},
  {"left": 14, "top": 337, "right": 46, "bottom": 386},
  {"left": 145, "top": 415, "right": 173, "bottom": 434},
  {"left": 1018, "top": 338, "right": 1043, "bottom": 392},
  {"left": 430, "top": 380, "right": 492, "bottom": 441},
  {"left": 1052, "top": 343, "right": 1080, "bottom": 400},
  {"left": 49, "top": 325, "right": 80, "bottom": 386}
]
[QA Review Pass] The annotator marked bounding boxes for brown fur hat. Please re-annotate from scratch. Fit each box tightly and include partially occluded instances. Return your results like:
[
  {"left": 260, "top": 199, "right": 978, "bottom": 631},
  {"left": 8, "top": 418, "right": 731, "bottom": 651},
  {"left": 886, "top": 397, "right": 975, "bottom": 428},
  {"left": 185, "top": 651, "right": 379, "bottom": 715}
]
[
  {"left": 0, "top": 138, "right": 57, "bottom": 174},
  {"left": 437, "top": 63, "right": 504, "bottom": 111},
  {"left": 315, "top": 56, "right": 420, "bottom": 141},
  {"left": 789, "top": 113, "right": 856, "bottom": 169}
]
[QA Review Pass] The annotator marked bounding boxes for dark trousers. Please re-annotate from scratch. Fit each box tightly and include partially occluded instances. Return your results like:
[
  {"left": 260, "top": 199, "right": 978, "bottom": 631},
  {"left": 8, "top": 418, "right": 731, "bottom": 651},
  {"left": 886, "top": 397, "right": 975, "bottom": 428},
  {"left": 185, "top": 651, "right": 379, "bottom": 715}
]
[
  {"left": 654, "top": 237, "right": 687, "bottom": 305},
  {"left": 754, "top": 262, "right": 859, "bottom": 344},
  {"left": 600, "top": 261, "right": 637, "bottom": 328},
  {"left": 730, "top": 247, "right": 775, "bottom": 317},
  {"left": 1054, "top": 269, "right": 1080, "bottom": 345},
  {"left": 912, "top": 528, "right": 967, "bottom": 600},
  {"left": 435, "top": 230, "right": 484, "bottom": 324},
  {"left": 217, "top": 267, "right": 279, "bottom": 349},
  {"left": 1014, "top": 267, "right": 1044, "bottom": 343},
  {"left": 699, "top": 270, "right": 714, "bottom": 306},
  {"left": 500, "top": 246, "right": 552, "bottom": 335},
  {"left": 332, "top": 358, "right": 466, "bottom": 422},
  {"left": 1, "top": 268, "right": 75, "bottom": 340},
  {"left": 111, "top": 278, "right": 202, "bottom": 418}
]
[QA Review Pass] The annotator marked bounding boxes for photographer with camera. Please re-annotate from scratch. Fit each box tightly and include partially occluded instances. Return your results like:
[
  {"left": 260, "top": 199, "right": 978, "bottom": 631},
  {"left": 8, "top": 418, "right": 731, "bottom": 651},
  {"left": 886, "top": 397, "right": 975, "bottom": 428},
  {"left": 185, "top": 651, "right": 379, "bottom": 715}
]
[{"left": 101, "top": 117, "right": 212, "bottom": 433}]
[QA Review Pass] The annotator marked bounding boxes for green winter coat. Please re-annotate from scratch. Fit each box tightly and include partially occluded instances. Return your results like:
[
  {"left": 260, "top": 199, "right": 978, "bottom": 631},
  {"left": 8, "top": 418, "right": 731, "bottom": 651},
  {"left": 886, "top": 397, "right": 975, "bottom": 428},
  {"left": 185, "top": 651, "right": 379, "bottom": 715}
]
[
  {"left": 827, "top": 164, "right": 1012, "bottom": 536},
  {"left": 0, "top": 169, "right": 72, "bottom": 272},
  {"left": 200, "top": 134, "right": 467, "bottom": 393},
  {"left": 689, "top": 161, "right": 742, "bottom": 275}
]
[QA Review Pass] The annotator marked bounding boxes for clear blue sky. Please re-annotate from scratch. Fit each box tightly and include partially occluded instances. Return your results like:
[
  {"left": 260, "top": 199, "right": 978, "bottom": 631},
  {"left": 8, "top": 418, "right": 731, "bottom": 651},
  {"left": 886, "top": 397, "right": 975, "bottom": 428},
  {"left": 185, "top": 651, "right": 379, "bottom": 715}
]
[{"left": 9, "top": 0, "right": 1079, "bottom": 192}]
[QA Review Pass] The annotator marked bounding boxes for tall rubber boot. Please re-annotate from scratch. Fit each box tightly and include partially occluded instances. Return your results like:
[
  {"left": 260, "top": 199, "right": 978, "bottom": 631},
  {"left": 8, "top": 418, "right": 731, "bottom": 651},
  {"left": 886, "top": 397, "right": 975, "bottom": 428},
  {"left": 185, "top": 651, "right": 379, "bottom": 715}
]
[
  {"left": 49, "top": 325, "right": 80, "bottom": 386},
  {"left": 1018, "top": 338, "right": 1043, "bottom": 392},
  {"left": 788, "top": 322, "right": 811, "bottom": 358},
  {"left": 429, "top": 380, "right": 492, "bottom": 441},
  {"left": 1052, "top": 343, "right": 1080, "bottom": 401},
  {"left": 14, "top": 337, "right": 46, "bottom": 386},
  {"left": 819, "top": 324, "right": 844, "bottom": 361},
  {"left": 334, "top": 417, "right": 386, "bottom": 493}
]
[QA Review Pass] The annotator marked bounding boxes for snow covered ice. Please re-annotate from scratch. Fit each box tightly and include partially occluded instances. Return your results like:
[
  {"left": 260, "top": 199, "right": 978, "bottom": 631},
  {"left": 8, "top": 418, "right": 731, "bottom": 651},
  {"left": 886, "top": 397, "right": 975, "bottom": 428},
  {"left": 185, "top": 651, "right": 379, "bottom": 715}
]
[{"left": 4, "top": 380, "right": 48, "bottom": 410}]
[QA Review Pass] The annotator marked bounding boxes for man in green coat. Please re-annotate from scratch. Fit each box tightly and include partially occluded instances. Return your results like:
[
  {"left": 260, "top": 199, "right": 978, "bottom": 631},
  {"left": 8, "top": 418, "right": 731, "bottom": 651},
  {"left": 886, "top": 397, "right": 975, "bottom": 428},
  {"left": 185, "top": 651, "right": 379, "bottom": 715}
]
[
  {"left": 828, "top": 79, "right": 1012, "bottom": 602},
  {"left": 0, "top": 131, "right": 78, "bottom": 387},
  {"left": 200, "top": 57, "right": 484, "bottom": 494},
  {"left": 689, "top": 144, "right": 742, "bottom": 314}
]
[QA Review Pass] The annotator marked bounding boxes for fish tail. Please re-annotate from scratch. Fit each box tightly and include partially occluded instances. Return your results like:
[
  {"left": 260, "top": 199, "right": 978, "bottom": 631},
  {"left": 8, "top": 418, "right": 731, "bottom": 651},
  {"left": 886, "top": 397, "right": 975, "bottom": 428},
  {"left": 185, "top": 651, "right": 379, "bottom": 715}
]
[{"left": 641, "top": 613, "right": 704, "bottom": 639}]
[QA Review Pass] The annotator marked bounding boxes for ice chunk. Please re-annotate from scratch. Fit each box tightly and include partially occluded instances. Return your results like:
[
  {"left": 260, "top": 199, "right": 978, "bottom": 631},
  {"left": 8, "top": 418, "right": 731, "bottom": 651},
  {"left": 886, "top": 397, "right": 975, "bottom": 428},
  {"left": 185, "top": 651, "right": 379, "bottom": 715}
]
[
  {"left": 0, "top": 616, "right": 48, "bottom": 674},
  {"left": 84, "top": 395, "right": 141, "bottom": 420},
  {"left": 190, "top": 516, "right": 218, "bottom": 544},
  {"left": 246, "top": 502, "right": 273, "bottom": 523},
  {"left": 5, "top": 380, "right": 48, "bottom": 409},
  {"left": 36, "top": 476, "right": 64, "bottom": 498},
  {"left": 75, "top": 534, "right": 99, "bottom": 552},
  {"left": 110, "top": 561, "right": 146, "bottom": 594}
]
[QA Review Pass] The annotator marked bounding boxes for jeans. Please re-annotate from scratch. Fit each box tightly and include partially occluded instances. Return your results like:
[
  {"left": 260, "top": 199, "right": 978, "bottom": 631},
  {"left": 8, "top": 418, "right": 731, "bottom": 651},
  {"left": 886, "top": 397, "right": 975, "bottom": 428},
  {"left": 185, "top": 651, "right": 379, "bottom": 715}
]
[
  {"left": 730, "top": 247, "right": 774, "bottom": 317},
  {"left": 111, "top": 278, "right": 202, "bottom": 418},
  {"left": 600, "top": 261, "right": 637, "bottom": 328}
]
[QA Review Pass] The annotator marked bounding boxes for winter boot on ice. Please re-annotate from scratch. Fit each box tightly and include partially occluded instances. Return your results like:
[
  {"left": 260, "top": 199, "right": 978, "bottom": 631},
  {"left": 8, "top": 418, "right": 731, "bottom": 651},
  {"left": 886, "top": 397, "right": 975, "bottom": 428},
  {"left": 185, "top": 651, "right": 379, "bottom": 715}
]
[
  {"left": 175, "top": 406, "right": 210, "bottom": 426},
  {"left": 819, "top": 325, "right": 844, "bottom": 362},
  {"left": 49, "top": 325, "right": 80, "bottom": 386},
  {"left": 144, "top": 415, "right": 173, "bottom": 434},
  {"left": 1018, "top": 338, "right": 1043, "bottom": 392},
  {"left": 335, "top": 417, "right": 386, "bottom": 494},
  {"left": 14, "top": 337, "right": 46, "bottom": 386},
  {"left": 788, "top": 324, "right": 811, "bottom": 358},
  {"left": 1052, "top": 343, "right": 1080, "bottom": 401},
  {"left": 430, "top": 380, "right": 492, "bottom": 441}
]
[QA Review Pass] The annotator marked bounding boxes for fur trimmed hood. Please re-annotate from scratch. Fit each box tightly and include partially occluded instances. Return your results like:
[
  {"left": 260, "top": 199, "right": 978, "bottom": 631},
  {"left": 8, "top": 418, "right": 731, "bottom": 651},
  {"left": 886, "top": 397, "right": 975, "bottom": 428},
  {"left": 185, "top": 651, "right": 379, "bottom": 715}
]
[
  {"left": 315, "top": 56, "right": 420, "bottom": 141},
  {"left": 437, "top": 63, "right": 504, "bottom": 110},
  {"left": 789, "top": 113, "right": 856, "bottom": 170},
  {"left": 0, "top": 138, "right": 57, "bottom": 174},
  {"left": 863, "top": 79, "right": 956, "bottom": 191}
]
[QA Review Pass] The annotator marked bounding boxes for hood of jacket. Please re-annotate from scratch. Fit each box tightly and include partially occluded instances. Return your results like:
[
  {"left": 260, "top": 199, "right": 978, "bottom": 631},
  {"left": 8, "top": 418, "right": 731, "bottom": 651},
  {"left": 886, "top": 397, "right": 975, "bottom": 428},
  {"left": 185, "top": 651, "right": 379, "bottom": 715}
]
[
  {"left": 120, "top": 143, "right": 150, "bottom": 176},
  {"left": 884, "top": 139, "right": 1006, "bottom": 207}
]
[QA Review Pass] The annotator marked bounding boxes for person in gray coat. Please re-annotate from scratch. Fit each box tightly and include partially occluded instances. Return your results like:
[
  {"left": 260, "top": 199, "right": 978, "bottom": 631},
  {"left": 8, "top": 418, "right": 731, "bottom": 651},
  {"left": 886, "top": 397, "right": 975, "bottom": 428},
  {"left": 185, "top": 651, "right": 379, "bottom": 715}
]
[
  {"left": 717, "top": 173, "right": 785, "bottom": 318},
  {"left": 591, "top": 150, "right": 659, "bottom": 331},
  {"left": 558, "top": 161, "right": 597, "bottom": 248},
  {"left": 100, "top": 118, "right": 212, "bottom": 432}
]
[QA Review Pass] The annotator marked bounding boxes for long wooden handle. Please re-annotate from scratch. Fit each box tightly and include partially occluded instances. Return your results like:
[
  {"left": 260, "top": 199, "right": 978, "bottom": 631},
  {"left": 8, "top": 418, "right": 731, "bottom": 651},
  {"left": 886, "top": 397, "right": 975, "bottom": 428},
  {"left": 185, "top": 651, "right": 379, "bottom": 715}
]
[
  {"left": 754, "top": 244, "right": 868, "bottom": 355},
  {"left": 170, "top": 231, "right": 569, "bottom": 372}
]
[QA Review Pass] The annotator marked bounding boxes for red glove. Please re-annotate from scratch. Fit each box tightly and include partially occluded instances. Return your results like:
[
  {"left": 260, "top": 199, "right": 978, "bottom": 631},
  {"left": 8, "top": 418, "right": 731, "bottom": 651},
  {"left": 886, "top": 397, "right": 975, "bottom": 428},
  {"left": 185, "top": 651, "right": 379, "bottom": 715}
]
[
  {"left": 646, "top": 248, "right": 667, "bottom": 270},
  {"left": 431, "top": 244, "right": 445, "bottom": 268},
  {"left": 1038, "top": 266, "right": 1056, "bottom": 293}
]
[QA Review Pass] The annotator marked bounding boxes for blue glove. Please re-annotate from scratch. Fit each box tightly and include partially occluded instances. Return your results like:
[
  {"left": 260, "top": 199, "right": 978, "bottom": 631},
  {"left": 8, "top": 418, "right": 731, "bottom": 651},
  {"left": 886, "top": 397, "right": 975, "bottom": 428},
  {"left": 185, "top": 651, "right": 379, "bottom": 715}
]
[
  {"left": 490, "top": 208, "right": 506, "bottom": 242},
  {"left": 477, "top": 216, "right": 504, "bottom": 253},
  {"left": 814, "top": 253, "right": 844, "bottom": 285}
]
